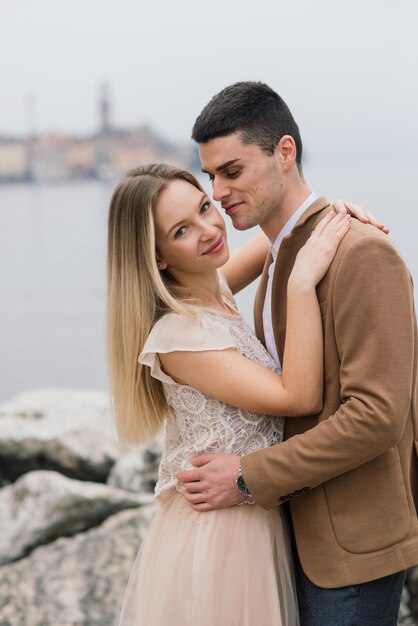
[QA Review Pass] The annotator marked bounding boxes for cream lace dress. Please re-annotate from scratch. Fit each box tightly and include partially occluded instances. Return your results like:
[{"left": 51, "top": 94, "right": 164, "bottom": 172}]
[{"left": 117, "top": 278, "right": 299, "bottom": 626}]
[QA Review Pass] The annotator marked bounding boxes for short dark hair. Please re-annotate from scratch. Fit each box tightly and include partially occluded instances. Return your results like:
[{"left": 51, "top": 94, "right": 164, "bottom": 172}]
[{"left": 192, "top": 81, "right": 303, "bottom": 171}]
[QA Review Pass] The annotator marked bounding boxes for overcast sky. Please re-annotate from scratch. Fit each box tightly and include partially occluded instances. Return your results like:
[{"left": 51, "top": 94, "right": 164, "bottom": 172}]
[
  {"left": 1, "top": 0, "right": 417, "bottom": 398},
  {"left": 1, "top": 0, "right": 417, "bottom": 162}
]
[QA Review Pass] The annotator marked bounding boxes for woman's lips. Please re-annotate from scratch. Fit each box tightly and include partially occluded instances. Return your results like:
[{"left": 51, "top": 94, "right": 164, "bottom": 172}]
[{"left": 203, "top": 237, "right": 224, "bottom": 255}]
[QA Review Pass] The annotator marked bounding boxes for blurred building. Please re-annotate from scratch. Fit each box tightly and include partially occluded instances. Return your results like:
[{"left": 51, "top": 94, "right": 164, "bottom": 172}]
[
  {"left": 0, "top": 139, "right": 28, "bottom": 182},
  {"left": 0, "top": 87, "right": 192, "bottom": 183}
]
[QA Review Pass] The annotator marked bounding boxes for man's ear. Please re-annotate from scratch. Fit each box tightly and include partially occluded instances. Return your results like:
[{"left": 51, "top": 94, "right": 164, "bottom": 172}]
[{"left": 276, "top": 135, "right": 297, "bottom": 171}]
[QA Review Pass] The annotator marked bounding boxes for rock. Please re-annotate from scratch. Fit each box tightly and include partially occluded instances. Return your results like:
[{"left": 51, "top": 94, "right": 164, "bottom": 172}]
[
  {"left": 399, "top": 587, "right": 415, "bottom": 625},
  {"left": 0, "top": 505, "right": 156, "bottom": 626},
  {"left": 398, "top": 567, "right": 418, "bottom": 625},
  {"left": 0, "top": 389, "right": 122, "bottom": 483},
  {"left": 0, "top": 469, "right": 154, "bottom": 566},
  {"left": 407, "top": 566, "right": 418, "bottom": 622},
  {"left": 107, "top": 437, "right": 162, "bottom": 493}
]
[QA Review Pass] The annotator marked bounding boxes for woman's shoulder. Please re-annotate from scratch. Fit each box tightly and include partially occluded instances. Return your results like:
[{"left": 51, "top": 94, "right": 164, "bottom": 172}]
[
  {"left": 141, "top": 310, "right": 238, "bottom": 358},
  {"left": 138, "top": 310, "right": 239, "bottom": 385}
]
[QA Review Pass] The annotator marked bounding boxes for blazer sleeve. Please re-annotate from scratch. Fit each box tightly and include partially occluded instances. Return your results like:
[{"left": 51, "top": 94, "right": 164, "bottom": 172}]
[{"left": 241, "top": 234, "right": 416, "bottom": 509}]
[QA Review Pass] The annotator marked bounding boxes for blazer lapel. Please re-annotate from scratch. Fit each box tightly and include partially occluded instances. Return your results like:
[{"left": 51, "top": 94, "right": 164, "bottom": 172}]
[
  {"left": 253, "top": 252, "right": 273, "bottom": 347},
  {"left": 271, "top": 197, "right": 331, "bottom": 363},
  {"left": 293, "top": 196, "right": 331, "bottom": 231}
]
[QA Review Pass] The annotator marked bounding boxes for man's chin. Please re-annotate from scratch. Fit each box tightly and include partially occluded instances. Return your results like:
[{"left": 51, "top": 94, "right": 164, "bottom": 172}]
[{"left": 230, "top": 216, "right": 256, "bottom": 231}]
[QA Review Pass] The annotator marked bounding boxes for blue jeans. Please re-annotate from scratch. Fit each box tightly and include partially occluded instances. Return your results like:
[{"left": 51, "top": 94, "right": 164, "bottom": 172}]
[{"left": 293, "top": 548, "right": 407, "bottom": 626}]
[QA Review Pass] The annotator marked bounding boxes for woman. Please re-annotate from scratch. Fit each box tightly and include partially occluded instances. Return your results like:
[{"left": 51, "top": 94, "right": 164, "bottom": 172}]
[{"left": 107, "top": 163, "right": 379, "bottom": 626}]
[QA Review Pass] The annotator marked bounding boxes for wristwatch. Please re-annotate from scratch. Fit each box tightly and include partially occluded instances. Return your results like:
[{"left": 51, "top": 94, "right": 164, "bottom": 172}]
[{"left": 236, "top": 463, "right": 251, "bottom": 497}]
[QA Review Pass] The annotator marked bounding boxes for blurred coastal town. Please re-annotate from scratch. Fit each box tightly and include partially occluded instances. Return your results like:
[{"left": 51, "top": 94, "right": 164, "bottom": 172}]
[{"left": 0, "top": 86, "right": 195, "bottom": 183}]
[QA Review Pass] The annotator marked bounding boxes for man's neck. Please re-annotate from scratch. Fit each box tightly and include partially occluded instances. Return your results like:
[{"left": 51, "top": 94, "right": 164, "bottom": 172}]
[{"left": 261, "top": 181, "right": 312, "bottom": 243}]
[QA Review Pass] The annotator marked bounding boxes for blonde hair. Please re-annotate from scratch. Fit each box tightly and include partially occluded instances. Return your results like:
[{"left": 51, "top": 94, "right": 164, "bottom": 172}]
[{"left": 107, "top": 163, "right": 204, "bottom": 444}]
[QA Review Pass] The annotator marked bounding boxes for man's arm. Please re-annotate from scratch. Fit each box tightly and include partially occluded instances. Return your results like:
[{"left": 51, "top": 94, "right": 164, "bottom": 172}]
[
  {"left": 178, "top": 234, "right": 415, "bottom": 510},
  {"left": 242, "top": 234, "right": 414, "bottom": 508}
]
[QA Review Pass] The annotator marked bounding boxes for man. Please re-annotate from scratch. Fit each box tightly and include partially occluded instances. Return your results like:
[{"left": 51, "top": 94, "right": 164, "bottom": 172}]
[{"left": 177, "top": 81, "right": 418, "bottom": 625}]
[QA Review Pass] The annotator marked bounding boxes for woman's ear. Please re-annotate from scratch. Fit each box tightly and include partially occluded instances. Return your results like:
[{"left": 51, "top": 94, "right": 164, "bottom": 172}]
[
  {"left": 157, "top": 259, "right": 167, "bottom": 271},
  {"left": 155, "top": 247, "right": 168, "bottom": 271}
]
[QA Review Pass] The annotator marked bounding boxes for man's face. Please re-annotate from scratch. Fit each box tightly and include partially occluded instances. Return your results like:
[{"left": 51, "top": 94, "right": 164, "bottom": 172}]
[{"left": 198, "top": 132, "right": 286, "bottom": 232}]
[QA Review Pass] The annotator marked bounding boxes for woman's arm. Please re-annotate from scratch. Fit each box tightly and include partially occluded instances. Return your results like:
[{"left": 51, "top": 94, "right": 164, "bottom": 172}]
[
  {"left": 160, "top": 209, "right": 351, "bottom": 417},
  {"left": 221, "top": 231, "right": 269, "bottom": 294},
  {"left": 220, "top": 201, "right": 388, "bottom": 296}
]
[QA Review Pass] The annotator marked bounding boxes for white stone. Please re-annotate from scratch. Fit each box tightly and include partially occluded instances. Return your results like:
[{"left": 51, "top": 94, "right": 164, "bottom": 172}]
[
  {"left": 0, "top": 505, "right": 156, "bottom": 626},
  {"left": 107, "top": 436, "right": 162, "bottom": 493},
  {"left": 0, "top": 388, "right": 124, "bottom": 481},
  {"left": 0, "top": 469, "right": 154, "bottom": 566}
]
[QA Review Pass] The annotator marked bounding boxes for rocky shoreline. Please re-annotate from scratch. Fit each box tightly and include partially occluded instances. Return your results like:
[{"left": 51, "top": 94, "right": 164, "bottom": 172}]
[
  {"left": 0, "top": 389, "right": 160, "bottom": 626},
  {"left": 0, "top": 389, "right": 416, "bottom": 625}
]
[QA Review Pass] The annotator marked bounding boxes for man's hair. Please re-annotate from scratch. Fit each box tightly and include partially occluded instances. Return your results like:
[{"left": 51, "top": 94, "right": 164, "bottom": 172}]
[{"left": 192, "top": 81, "right": 303, "bottom": 171}]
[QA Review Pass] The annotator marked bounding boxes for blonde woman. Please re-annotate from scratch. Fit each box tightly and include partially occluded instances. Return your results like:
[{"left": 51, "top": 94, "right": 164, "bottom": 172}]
[{"left": 107, "top": 164, "right": 374, "bottom": 625}]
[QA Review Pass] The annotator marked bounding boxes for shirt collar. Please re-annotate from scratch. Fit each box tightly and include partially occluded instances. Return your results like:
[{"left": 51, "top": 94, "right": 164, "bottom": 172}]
[{"left": 270, "top": 191, "right": 318, "bottom": 260}]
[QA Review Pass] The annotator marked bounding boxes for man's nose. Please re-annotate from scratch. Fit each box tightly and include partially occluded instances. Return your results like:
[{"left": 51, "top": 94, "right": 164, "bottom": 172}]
[{"left": 212, "top": 177, "right": 230, "bottom": 202}]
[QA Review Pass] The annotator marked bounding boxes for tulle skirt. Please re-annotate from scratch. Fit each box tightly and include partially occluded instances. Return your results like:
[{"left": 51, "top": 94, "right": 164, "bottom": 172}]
[{"left": 118, "top": 490, "right": 299, "bottom": 626}]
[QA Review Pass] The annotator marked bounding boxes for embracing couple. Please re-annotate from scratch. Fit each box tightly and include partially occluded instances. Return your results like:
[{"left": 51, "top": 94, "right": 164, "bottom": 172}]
[{"left": 108, "top": 82, "right": 418, "bottom": 626}]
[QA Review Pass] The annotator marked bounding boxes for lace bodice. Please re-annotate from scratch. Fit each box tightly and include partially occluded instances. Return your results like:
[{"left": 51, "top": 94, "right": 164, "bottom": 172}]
[{"left": 139, "top": 278, "right": 284, "bottom": 498}]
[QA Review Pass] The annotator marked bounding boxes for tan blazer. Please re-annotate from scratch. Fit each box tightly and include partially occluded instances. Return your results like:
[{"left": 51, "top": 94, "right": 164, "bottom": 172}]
[{"left": 241, "top": 197, "right": 418, "bottom": 588}]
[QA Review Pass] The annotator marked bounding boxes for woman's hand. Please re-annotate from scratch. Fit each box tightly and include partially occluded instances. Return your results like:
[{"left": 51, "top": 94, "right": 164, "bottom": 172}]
[
  {"left": 289, "top": 208, "right": 350, "bottom": 290},
  {"left": 332, "top": 199, "right": 389, "bottom": 234}
]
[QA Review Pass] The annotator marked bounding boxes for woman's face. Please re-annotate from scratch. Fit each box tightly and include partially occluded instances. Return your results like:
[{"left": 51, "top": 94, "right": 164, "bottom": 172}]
[{"left": 154, "top": 178, "right": 229, "bottom": 278}]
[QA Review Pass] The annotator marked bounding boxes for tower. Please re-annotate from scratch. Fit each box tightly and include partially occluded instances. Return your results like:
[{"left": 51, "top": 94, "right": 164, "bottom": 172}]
[{"left": 99, "top": 83, "right": 111, "bottom": 134}]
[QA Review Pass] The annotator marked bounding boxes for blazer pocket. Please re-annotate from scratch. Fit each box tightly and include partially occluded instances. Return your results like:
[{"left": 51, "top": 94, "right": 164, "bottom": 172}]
[{"left": 325, "top": 447, "right": 410, "bottom": 553}]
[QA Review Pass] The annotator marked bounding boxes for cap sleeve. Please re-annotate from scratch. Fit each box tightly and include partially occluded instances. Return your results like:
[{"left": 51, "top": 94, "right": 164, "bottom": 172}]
[{"left": 139, "top": 313, "right": 238, "bottom": 384}]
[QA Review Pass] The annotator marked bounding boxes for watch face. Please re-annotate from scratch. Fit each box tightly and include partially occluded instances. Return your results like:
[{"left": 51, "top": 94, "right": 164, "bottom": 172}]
[{"left": 237, "top": 474, "right": 251, "bottom": 496}]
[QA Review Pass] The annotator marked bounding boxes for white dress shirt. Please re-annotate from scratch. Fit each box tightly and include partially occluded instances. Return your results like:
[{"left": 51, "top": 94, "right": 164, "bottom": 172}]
[{"left": 262, "top": 192, "right": 318, "bottom": 369}]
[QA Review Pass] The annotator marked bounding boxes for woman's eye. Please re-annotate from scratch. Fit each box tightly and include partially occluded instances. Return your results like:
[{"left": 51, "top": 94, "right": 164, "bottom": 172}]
[
  {"left": 226, "top": 170, "right": 239, "bottom": 178},
  {"left": 174, "top": 226, "right": 187, "bottom": 238},
  {"left": 200, "top": 202, "right": 210, "bottom": 214},
  {"left": 208, "top": 174, "right": 214, "bottom": 183}
]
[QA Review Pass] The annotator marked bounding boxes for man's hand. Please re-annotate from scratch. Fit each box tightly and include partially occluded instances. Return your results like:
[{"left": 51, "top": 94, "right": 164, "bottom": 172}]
[{"left": 177, "top": 453, "right": 245, "bottom": 511}]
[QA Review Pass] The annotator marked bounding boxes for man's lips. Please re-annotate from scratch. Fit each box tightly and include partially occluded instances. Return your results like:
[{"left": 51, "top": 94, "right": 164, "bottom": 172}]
[
  {"left": 222, "top": 202, "right": 242, "bottom": 215},
  {"left": 203, "top": 237, "right": 224, "bottom": 255}
]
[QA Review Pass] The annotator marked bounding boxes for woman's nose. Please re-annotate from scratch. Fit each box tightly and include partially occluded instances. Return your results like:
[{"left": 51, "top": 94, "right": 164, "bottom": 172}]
[{"left": 200, "top": 219, "right": 219, "bottom": 240}]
